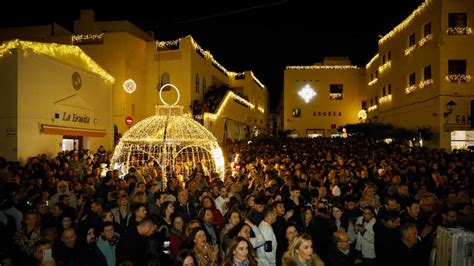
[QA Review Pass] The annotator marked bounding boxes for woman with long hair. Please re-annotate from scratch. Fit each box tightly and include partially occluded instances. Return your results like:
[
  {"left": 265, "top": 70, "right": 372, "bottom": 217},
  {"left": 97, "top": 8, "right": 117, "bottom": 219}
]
[
  {"left": 187, "top": 227, "right": 219, "bottom": 266},
  {"left": 222, "top": 237, "right": 258, "bottom": 266},
  {"left": 13, "top": 210, "right": 42, "bottom": 256},
  {"left": 282, "top": 233, "right": 324, "bottom": 266},
  {"left": 330, "top": 205, "right": 356, "bottom": 243},
  {"left": 169, "top": 214, "right": 186, "bottom": 257},
  {"left": 173, "top": 249, "right": 197, "bottom": 266}
]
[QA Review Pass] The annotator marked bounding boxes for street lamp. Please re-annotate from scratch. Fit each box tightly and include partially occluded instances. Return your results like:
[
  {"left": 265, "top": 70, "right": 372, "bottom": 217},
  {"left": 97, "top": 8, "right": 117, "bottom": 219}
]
[{"left": 443, "top": 100, "right": 456, "bottom": 117}]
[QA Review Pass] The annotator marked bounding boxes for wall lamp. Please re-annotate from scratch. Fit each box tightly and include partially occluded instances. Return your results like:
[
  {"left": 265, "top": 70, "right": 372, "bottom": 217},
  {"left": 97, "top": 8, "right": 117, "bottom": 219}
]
[{"left": 443, "top": 100, "right": 456, "bottom": 117}]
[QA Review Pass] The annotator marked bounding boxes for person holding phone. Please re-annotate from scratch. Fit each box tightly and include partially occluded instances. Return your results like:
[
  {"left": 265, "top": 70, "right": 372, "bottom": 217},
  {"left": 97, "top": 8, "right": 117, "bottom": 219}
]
[
  {"left": 32, "top": 239, "right": 56, "bottom": 266},
  {"left": 257, "top": 204, "right": 278, "bottom": 266}
]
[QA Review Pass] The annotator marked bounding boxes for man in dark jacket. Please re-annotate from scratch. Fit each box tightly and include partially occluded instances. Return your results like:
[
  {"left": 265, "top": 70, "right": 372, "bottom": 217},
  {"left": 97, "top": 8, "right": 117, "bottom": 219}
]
[{"left": 328, "top": 231, "right": 356, "bottom": 266}]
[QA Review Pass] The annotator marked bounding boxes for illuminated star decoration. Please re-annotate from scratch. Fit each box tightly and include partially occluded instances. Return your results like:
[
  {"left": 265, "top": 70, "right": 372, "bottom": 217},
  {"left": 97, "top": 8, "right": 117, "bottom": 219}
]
[
  {"left": 123, "top": 79, "right": 137, "bottom": 94},
  {"left": 298, "top": 85, "right": 317, "bottom": 103}
]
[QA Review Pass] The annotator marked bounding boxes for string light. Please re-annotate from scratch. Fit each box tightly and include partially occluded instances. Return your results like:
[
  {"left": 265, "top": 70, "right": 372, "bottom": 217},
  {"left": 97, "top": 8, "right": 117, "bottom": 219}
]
[
  {"left": 366, "top": 54, "right": 379, "bottom": 69},
  {"left": 258, "top": 107, "right": 265, "bottom": 113},
  {"left": 123, "top": 79, "right": 137, "bottom": 94},
  {"left": 204, "top": 91, "right": 256, "bottom": 121},
  {"left": 405, "top": 45, "right": 416, "bottom": 56},
  {"left": 286, "top": 65, "right": 360, "bottom": 70},
  {"left": 368, "top": 78, "right": 378, "bottom": 86},
  {"left": 0, "top": 39, "right": 114, "bottom": 83},
  {"left": 378, "top": 95, "right": 392, "bottom": 104},
  {"left": 445, "top": 74, "right": 472, "bottom": 83},
  {"left": 378, "top": 61, "right": 392, "bottom": 74},
  {"left": 379, "top": 0, "right": 433, "bottom": 45},
  {"left": 111, "top": 102, "right": 225, "bottom": 183},
  {"left": 418, "top": 34, "right": 433, "bottom": 47},
  {"left": 419, "top": 79, "right": 433, "bottom": 88},
  {"left": 405, "top": 85, "right": 417, "bottom": 94},
  {"left": 447, "top": 27, "right": 473, "bottom": 35},
  {"left": 368, "top": 105, "right": 378, "bottom": 112},
  {"left": 156, "top": 36, "right": 266, "bottom": 90},
  {"left": 72, "top": 33, "right": 104, "bottom": 45}
]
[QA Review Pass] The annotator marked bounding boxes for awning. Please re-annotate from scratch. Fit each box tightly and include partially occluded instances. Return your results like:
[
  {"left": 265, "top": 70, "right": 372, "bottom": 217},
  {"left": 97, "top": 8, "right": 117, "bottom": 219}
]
[{"left": 41, "top": 124, "right": 107, "bottom": 137}]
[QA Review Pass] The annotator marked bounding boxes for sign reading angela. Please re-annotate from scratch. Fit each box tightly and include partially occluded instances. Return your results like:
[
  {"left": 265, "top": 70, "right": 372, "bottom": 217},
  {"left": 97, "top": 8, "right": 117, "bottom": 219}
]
[{"left": 62, "top": 112, "right": 90, "bottom": 123}]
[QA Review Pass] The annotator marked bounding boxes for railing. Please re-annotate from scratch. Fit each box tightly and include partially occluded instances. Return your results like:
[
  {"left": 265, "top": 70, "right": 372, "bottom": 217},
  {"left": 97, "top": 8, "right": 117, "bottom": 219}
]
[
  {"left": 445, "top": 74, "right": 472, "bottom": 83},
  {"left": 447, "top": 27, "right": 472, "bottom": 35}
]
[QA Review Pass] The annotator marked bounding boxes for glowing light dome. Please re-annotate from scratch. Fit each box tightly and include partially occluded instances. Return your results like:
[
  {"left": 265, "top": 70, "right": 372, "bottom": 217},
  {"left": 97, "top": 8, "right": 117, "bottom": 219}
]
[{"left": 112, "top": 84, "right": 225, "bottom": 186}]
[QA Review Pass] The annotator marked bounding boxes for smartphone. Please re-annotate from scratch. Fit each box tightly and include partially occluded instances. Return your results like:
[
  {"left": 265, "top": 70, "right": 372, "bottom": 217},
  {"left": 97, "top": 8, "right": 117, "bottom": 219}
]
[
  {"left": 264, "top": 241, "right": 272, "bottom": 252},
  {"left": 43, "top": 248, "right": 52, "bottom": 261}
]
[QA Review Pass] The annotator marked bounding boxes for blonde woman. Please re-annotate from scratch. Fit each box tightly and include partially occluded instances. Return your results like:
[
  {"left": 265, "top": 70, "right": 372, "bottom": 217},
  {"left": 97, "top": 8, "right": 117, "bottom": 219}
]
[{"left": 282, "top": 233, "right": 324, "bottom": 266}]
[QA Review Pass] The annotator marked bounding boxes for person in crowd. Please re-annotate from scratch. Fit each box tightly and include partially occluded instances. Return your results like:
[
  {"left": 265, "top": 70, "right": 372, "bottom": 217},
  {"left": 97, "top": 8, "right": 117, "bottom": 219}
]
[
  {"left": 175, "top": 189, "right": 197, "bottom": 223},
  {"left": 373, "top": 210, "right": 400, "bottom": 266},
  {"left": 328, "top": 231, "right": 356, "bottom": 266},
  {"left": 202, "top": 196, "right": 225, "bottom": 233},
  {"left": 96, "top": 221, "right": 120, "bottom": 266},
  {"left": 354, "top": 206, "right": 376, "bottom": 266},
  {"left": 173, "top": 249, "right": 197, "bottom": 266},
  {"left": 282, "top": 233, "right": 324, "bottom": 266},
  {"left": 257, "top": 204, "right": 278, "bottom": 266},
  {"left": 169, "top": 213, "right": 186, "bottom": 257},
  {"left": 111, "top": 195, "right": 132, "bottom": 232},
  {"left": 75, "top": 224, "right": 107, "bottom": 265},
  {"left": 215, "top": 185, "right": 230, "bottom": 216},
  {"left": 50, "top": 181, "right": 77, "bottom": 209},
  {"left": 157, "top": 201, "right": 174, "bottom": 237},
  {"left": 31, "top": 239, "right": 56, "bottom": 266},
  {"left": 53, "top": 227, "right": 78, "bottom": 266},
  {"left": 116, "top": 215, "right": 158, "bottom": 265},
  {"left": 128, "top": 202, "right": 148, "bottom": 228},
  {"left": 223, "top": 236, "right": 258, "bottom": 266},
  {"left": 220, "top": 207, "right": 242, "bottom": 248},
  {"left": 13, "top": 210, "right": 42, "bottom": 256},
  {"left": 188, "top": 227, "right": 219, "bottom": 266}
]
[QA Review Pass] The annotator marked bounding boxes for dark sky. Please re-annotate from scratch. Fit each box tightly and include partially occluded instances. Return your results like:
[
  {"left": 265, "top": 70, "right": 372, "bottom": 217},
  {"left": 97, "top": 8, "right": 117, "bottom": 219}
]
[{"left": 0, "top": 0, "right": 425, "bottom": 112}]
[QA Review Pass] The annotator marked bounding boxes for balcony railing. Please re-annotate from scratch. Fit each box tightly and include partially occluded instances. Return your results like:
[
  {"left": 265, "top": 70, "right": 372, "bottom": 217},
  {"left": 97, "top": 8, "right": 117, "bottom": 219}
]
[
  {"left": 405, "top": 85, "right": 417, "bottom": 94},
  {"left": 445, "top": 74, "right": 472, "bottom": 83},
  {"left": 367, "top": 105, "right": 378, "bottom": 112},
  {"left": 404, "top": 45, "right": 416, "bottom": 56},
  {"left": 368, "top": 78, "right": 378, "bottom": 86},
  {"left": 72, "top": 33, "right": 104, "bottom": 45},
  {"left": 418, "top": 34, "right": 433, "bottom": 47},
  {"left": 419, "top": 79, "right": 433, "bottom": 88},
  {"left": 378, "top": 61, "right": 392, "bottom": 74},
  {"left": 447, "top": 27, "right": 472, "bottom": 35},
  {"left": 378, "top": 95, "right": 392, "bottom": 104}
]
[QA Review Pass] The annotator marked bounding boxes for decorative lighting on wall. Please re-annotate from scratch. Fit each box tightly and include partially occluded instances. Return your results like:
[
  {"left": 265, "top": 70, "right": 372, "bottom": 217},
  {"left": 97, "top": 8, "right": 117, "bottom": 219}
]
[
  {"left": 204, "top": 91, "right": 255, "bottom": 121},
  {"left": 379, "top": 0, "right": 433, "bottom": 45},
  {"left": 72, "top": 33, "right": 104, "bottom": 45},
  {"left": 378, "top": 95, "right": 392, "bottom": 104},
  {"left": 419, "top": 79, "right": 433, "bottom": 88},
  {"left": 405, "top": 85, "right": 417, "bottom": 94},
  {"left": 404, "top": 45, "right": 416, "bottom": 56},
  {"left": 447, "top": 27, "right": 473, "bottom": 35},
  {"left": 367, "top": 105, "right": 378, "bottom": 112},
  {"left": 286, "top": 65, "right": 360, "bottom": 70},
  {"left": 368, "top": 78, "right": 378, "bottom": 86},
  {"left": 156, "top": 36, "right": 266, "bottom": 90},
  {"left": 298, "top": 85, "right": 317, "bottom": 103},
  {"left": 445, "top": 74, "right": 472, "bottom": 83},
  {"left": 418, "top": 34, "right": 433, "bottom": 47},
  {"left": 123, "top": 79, "right": 137, "bottom": 93},
  {"left": 358, "top": 110, "right": 367, "bottom": 120},
  {"left": 378, "top": 61, "right": 392, "bottom": 74},
  {"left": 366, "top": 54, "right": 379, "bottom": 69},
  {"left": 258, "top": 107, "right": 265, "bottom": 113},
  {"left": 0, "top": 40, "right": 114, "bottom": 83}
]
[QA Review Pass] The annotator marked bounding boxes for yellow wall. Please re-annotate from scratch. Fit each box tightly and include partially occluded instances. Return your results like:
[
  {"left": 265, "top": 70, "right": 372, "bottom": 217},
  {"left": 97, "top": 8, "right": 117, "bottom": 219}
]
[
  {"left": 13, "top": 51, "right": 113, "bottom": 162},
  {"left": 284, "top": 64, "right": 366, "bottom": 137},
  {"left": 0, "top": 50, "right": 18, "bottom": 160},
  {"left": 366, "top": 0, "right": 474, "bottom": 149}
]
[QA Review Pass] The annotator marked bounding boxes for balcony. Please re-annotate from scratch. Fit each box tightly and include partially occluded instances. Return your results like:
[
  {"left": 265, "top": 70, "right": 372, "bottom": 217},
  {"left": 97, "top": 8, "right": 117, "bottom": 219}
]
[
  {"left": 405, "top": 85, "right": 417, "bottom": 94},
  {"left": 367, "top": 105, "right": 378, "bottom": 112},
  {"left": 447, "top": 27, "right": 472, "bottom": 35},
  {"left": 378, "top": 61, "right": 392, "bottom": 74},
  {"left": 378, "top": 95, "right": 392, "bottom": 104},
  {"left": 404, "top": 45, "right": 416, "bottom": 56},
  {"left": 418, "top": 34, "right": 433, "bottom": 47},
  {"left": 368, "top": 78, "right": 378, "bottom": 86},
  {"left": 445, "top": 74, "right": 472, "bottom": 83},
  {"left": 419, "top": 79, "right": 433, "bottom": 88},
  {"left": 72, "top": 33, "right": 104, "bottom": 45}
]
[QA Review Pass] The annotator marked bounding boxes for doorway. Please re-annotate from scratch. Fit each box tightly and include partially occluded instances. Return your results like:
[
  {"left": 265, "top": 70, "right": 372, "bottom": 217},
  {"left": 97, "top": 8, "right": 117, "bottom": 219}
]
[{"left": 62, "top": 136, "right": 83, "bottom": 151}]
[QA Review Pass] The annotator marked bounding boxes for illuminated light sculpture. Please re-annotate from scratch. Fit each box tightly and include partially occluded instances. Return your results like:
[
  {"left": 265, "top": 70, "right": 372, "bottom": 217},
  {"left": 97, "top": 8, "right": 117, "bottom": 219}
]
[
  {"left": 298, "top": 85, "right": 317, "bottom": 103},
  {"left": 123, "top": 79, "right": 137, "bottom": 94},
  {"left": 112, "top": 84, "right": 225, "bottom": 186},
  {"left": 358, "top": 110, "right": 367, "bottom": 120}
]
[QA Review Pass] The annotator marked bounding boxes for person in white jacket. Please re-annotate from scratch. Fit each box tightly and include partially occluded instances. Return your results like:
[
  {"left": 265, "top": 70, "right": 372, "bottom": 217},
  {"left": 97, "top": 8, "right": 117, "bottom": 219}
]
[
  {"left": 355, "top": 206, "right": 377, "bottom": 265},
  {"left": 257, "top": 204, "right": 278, "bottom": 266}
]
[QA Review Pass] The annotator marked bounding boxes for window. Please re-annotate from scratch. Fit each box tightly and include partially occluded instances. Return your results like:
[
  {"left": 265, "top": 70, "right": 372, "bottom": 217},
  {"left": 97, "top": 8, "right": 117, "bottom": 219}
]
[
  {"left": 375, "top": 70, "right": 379, "bottom": 78},
  {"left": 202, "top": 77, "right": 207, "bottom": 95},
  {"left": 370, "top": 74, "right": 373, "bottom": 81},
  {"left": 362, "top": 101, "right": 367, "bottom": 109},
  {"left": 375, "top": 96, "right": 379, "bottom": 104},
  {"left": 370, "top": 99, "right": 373, "bottom": 106},
  {"left": 382, "top": 55, "right": 386, "bottom": 64},
  {"left": 329, "top": 84, "right": 343, "bottom": 100},
  {"left": 409, "top": 33, "right": 416, "bottom": 47},
  {"left": 160, "top": 73, "right": 170, "bottom": 91},
  {"left": 388, "top": 84, "right": 392, "bottom": 94},
  {"left": 449, "top": 60, "right": 467, "bottom": 75},
  {"left": 292, "top": 108, "right": 301, "bottom": 117},
  {"left": 382, "top": 87, "right": 386, "bottom": 96},
  {"left": 424, "top": 22, "right": 432, "bottom": 36},
  {"left": 195, "top": 74, "right": 200, "bottom": 93},
  {"left": 388, "top": 51, "right": 392, "bottom": 61},
  {"left": 448, "top": 13, "right": 468, "bottom": 34},
  {"left": 424, "top": 65, "right": 432, "bottom": 80},
  {"left": 409, "top": 73, "right": 416, "bottom": 86}
]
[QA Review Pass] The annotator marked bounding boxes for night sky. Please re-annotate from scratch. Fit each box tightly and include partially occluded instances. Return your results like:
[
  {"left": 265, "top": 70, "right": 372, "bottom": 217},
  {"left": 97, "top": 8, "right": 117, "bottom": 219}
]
[{"left": 0, "top": 0, "right": 425, "bottom": 112}]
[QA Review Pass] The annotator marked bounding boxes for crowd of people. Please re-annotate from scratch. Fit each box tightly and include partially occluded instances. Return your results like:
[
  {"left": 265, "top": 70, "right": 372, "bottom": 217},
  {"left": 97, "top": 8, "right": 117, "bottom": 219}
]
[{"left": 0, "top": 137, "right": 473, "bottom": 266}]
